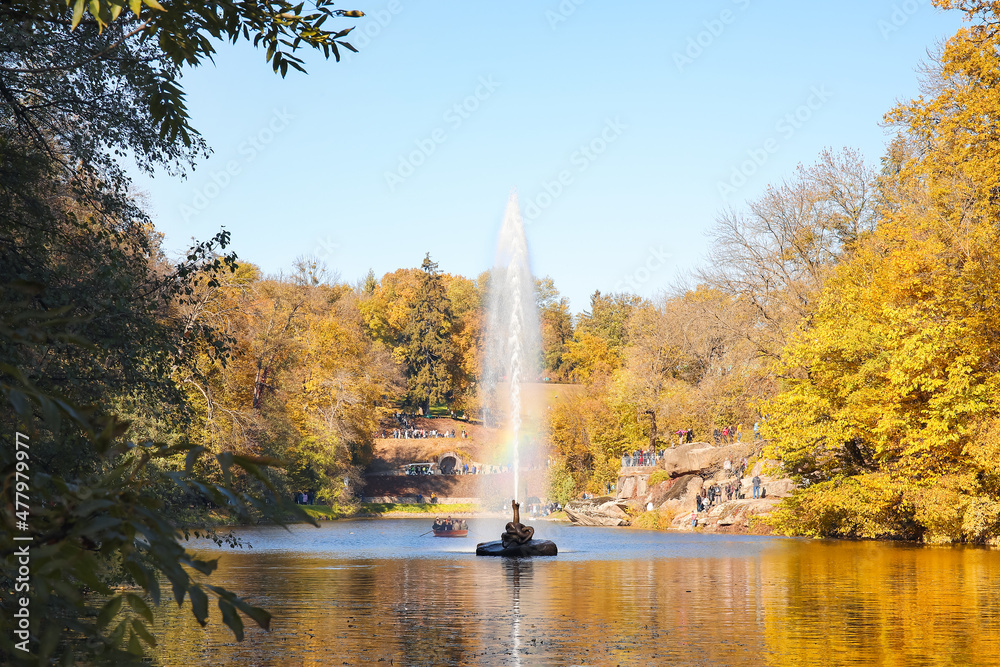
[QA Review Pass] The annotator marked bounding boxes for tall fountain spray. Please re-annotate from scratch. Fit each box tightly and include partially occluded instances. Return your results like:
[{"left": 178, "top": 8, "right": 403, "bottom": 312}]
[
  {"left": 484, "top": 190, "right": 540, "bottom": 506},
  {"left": 477, "top": 191, "right": 556, "bottom": 557}
]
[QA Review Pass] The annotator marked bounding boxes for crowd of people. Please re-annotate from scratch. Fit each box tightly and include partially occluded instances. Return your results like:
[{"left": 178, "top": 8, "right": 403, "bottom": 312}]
[
  {"left": 384, "top": 413, "right": 468, "bottom": 440},
  {"left": 674, "top": 428, "right": 695, "bottom": 444},
  {"left": 432, "top": 517, "right": 468, "bottom": 532},
  {"left": 398, "top": 462, "right": 548, "bottom": 476},
  {"left": 621, "top": 448, "right": 666, "bottom": 467},
  {"left": 689, "top": 456, "right": 765, "bottom": 526},
  {"left": 527, "top": 502, "right": 561, "bottom": 517},
  {"left": 712, "top": 421, "right": 762, "bottom": 444},
  {"left": 446, "top": 463, "right": 513, "bottom": 475}
]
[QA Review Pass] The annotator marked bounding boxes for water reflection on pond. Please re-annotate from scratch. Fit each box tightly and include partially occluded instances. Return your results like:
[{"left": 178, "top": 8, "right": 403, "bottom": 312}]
[{"left": 153, "top": 519, "right": 1000, "bottom": 666}]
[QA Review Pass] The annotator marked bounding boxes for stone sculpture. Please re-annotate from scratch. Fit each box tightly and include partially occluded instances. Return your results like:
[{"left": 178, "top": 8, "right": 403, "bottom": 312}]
[{"left": 476, "top": 499, "right": 557, "bottom": 557}]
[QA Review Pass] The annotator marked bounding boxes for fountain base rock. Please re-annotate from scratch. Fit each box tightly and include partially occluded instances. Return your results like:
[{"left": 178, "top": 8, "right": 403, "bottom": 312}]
[
  {"left": 476, "top": 539, "right": 558, "bottom": 557},
  {"left": 476, "top": 499, "right": 557, "bottom": 557}
]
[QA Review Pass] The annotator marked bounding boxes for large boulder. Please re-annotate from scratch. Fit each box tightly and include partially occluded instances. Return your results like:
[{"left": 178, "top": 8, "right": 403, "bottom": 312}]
[
  {"left": 658, "top": 442, "right": 724, "bottom": 475},
  {"left": 564, "top": 498, "right": 631, "bottom": 526},
  {"left": 645, "top": 474, "right": 702, "bottom": 510},
  {"left": 758, "top": 477, "right": 795, "bottom": 497},
  {"left": 672, "top": 497, "right": 782, "bottom": 529}
]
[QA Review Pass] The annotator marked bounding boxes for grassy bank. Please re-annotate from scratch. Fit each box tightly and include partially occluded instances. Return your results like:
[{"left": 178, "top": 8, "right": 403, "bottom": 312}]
[
  {"left": 291, "top": 502, "right": 479, "bottom": 521},
  {"left": 357, "top": 502, "right": 479, "bottom": 515}
]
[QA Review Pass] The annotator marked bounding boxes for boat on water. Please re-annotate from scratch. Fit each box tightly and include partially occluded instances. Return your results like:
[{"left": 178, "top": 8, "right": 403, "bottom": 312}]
[{"left": 432, "top": 518, "right": 468, "bottom": 537}]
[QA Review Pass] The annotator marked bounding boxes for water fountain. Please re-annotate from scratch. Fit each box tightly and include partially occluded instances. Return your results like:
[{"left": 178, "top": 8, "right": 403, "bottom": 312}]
[{"left": 476, "top": 191, "right": 557, "bottom": 557}]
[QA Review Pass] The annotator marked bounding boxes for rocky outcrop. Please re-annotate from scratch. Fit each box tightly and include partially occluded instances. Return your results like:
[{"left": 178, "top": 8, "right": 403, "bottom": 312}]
[
  {"left": 675, "top": 497, "right": 782, "bottom": 530},
  {"left": 616, "top": 441, "right": 762, "bottom": 502},
  {"left": 647, "top": 473, "right": 701, "bottom": 507},
  {"left": 614, "top": 445, "right": 799, "bottom": 533},
  {"left": 564, "top": 498, "right": 631, "bottom": 527}
]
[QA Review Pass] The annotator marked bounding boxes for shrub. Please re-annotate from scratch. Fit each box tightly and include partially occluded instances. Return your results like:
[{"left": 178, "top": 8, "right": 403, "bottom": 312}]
[{"left": 648, "top": 470, "right": 672, "bottom": 487}]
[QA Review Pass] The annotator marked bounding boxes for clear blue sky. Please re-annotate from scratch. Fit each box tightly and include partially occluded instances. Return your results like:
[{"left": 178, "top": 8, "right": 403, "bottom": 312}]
[{"left": 132, "top": 0, "right": 965, "bottom": 314}]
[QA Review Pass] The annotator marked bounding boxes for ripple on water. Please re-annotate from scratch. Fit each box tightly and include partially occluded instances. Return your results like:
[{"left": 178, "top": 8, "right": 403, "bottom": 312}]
[{"left": 151, "top": 519, "right": 1000, "bottom": 666}]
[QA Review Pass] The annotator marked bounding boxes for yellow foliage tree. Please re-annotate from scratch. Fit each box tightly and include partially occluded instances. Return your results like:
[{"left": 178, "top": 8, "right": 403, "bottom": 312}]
[{"left": 765, "top": 3, "right": 1000, "bottom": 543}]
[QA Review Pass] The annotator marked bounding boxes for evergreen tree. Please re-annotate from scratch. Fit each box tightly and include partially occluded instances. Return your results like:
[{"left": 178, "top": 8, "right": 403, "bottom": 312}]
[
  {"left": 399, "top": 254, "right": 456, "bottom": 414},
  {"left": 363, "top": 269, "right": 379, "bottom": 295}
]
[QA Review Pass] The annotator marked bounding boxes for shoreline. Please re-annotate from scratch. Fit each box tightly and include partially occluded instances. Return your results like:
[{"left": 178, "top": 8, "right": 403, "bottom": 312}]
[{"left": 284, "top": 503, "right": 571, "bottom": 524}]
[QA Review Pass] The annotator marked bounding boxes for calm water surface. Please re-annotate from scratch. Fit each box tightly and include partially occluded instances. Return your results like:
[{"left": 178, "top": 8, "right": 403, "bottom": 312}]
[{"left": 153, "top": 518, "right": 1000, "bottom": 666}]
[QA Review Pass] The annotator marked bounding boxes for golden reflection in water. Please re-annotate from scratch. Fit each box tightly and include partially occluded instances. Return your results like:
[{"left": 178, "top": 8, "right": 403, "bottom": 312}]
[
  {"left": 761, "top": 540, "right": 1000, "bottom": 667},
  {"left": 152, "top": 538, "right": 1000, "bottom": 666}
]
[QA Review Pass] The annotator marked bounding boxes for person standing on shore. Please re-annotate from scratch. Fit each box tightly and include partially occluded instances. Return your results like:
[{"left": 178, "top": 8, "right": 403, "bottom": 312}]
[
  {"left": 752, "top": 475, "right": 761, "bottom": 499},
  {"left": 691, "top": 510, "right": 698, "bottom": 528}
]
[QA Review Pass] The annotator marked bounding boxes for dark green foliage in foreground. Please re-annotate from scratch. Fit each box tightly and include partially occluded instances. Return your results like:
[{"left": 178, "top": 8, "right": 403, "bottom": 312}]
[
  {"left": 0, "top": 277, "right": 318, "bottom": 664},
  {"left": 0, "top": 1, "right": 363, "bottom": 663}
]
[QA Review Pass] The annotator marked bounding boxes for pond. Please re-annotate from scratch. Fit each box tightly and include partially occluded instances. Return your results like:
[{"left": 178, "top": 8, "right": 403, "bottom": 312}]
[{"left": 152, "top": 518, "right": 1000, "bottom": 666}]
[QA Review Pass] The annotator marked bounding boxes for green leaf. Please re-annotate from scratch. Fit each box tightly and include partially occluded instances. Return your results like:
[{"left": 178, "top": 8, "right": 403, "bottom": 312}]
[
  {"left": 185, "top": 445, "right": 207, "bottom": 475},
  {"left": 131, "top": 619, "right": 157, "bottom": 647},
  {"left": 124, "top": 562, "right": 149, "bottom": 590},
  {"left": 127, "top": 628, "right": 143, "bottom": 654},
  {"left": 39, "top": 624, "right": 61, "bottom": 661},
  {"left": 97, "top": 595, "right": 123, "bottom": 630},
  {"left": 74, "top": 498, "right": 115, "bottom": 516},
  {"left": 71, "top": 0, "right": 85, "bottom": 29},
  {"left": 78, "top": 514, "right": 123, "bottom": 535},
  {"left": 126, "top": 593, "right": 154, "bottom": 624},
  {"left": 218, "top": 598, "right": 245, "bottom": 641},
  {"left": 230, "top": 596, "right": 272, "bottom": 631},
  {"left": 109, "top": 618, "right": 129, "bottom": 647},
  {"left": 189, "top": 586, "right": 209, "bottom": 626},
  {"left": 172, "top": 580, "right": 187, "bottom": 606}
]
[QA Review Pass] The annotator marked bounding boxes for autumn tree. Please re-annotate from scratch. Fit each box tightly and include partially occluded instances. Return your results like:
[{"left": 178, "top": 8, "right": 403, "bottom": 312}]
[
  {"left": 564, "top": 291, "right": 644, "bottom": 381},
  {"left": 764, "top": 3, "right": 1000, "bottom": 543},
  {"left": 445, "top": 272, "right": 485, "bottom": 415},
  {"left": 285, "top": 284, "right": 401, "bottom": 500},
  {"left": 698, "top": 148, "right": 879, "bottom": 359},
  {"left": 536, "top": 277, "right": 574, "bottom": 380}
]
